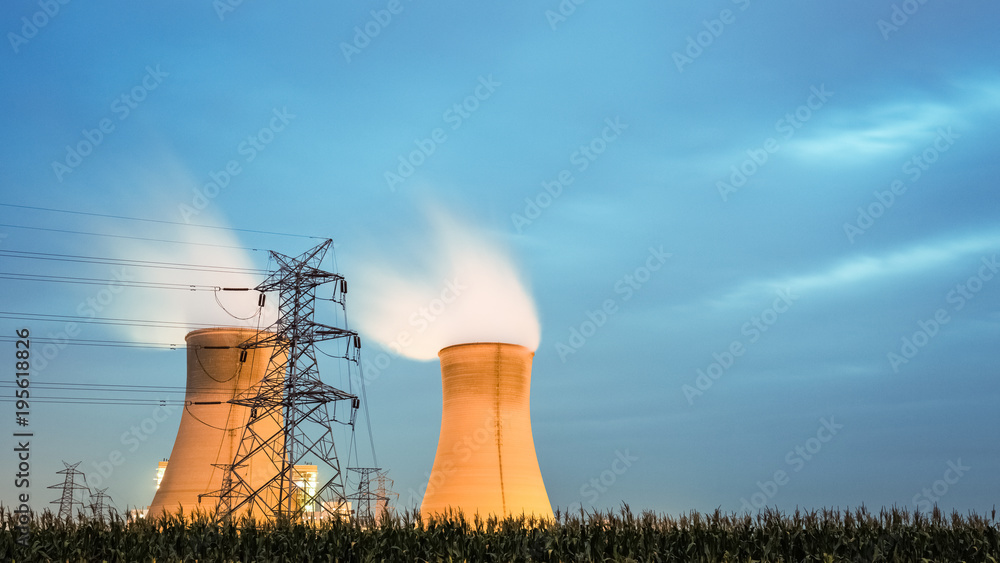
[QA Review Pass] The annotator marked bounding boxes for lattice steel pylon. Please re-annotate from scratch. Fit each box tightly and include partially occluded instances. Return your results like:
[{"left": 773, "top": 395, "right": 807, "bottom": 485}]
[
  {"left": 47, "top": 461, "right": 90, "bottom": 519},
  {"left": 88, "top": 487, "right": 117, "bottom": 520},
  {"left": 347, "top": 467, "right": 383, "bottom": 522},
  {"left": 204, "top": 240, "right": 363, "bottom": 521},
  {"left": 375, "top": 469, "right": 398, "bottom": 521}
]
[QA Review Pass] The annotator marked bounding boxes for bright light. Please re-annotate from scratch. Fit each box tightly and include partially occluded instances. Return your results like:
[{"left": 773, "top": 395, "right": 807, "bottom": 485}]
[{"left": 155, "top": 461, "right": 169, "bottom": 490}]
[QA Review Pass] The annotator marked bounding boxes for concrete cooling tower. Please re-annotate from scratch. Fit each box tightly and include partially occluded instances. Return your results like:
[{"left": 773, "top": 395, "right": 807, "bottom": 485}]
[
  {"left": 147, "top": 327, "right": 283, "bottom": 518},
  {"left": 420, "top": 342, "right": 553, "bottom": 519}
]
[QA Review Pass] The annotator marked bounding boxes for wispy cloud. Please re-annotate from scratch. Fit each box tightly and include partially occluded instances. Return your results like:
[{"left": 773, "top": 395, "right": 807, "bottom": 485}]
[
  {"left": 790, "top": 101, "right": 955, "bottom": 159},
  {"left": 788, "top": 78, "right": 1000, "bottom": 162},
  {"left": 710, "top": 230, "right": 1000, "bottom": 307}
]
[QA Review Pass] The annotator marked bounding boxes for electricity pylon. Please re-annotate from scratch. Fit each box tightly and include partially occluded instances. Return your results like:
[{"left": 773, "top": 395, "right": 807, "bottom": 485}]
[
  {"left": 48, "top": 461, "right": 89, "bottom": 519},
  {"left": 206, "top": 240, "right": 363, "bottom": 521}
]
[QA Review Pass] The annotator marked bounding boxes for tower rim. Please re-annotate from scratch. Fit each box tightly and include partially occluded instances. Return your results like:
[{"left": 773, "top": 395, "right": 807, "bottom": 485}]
[{"left": 437, "top": 341, "right": 534, "bottom": 357}]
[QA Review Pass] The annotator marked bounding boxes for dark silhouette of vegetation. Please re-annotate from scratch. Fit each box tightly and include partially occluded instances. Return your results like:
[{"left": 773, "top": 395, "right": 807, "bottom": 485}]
[{"left": 2, "top": 503, "right": 998, "bottom": 562}]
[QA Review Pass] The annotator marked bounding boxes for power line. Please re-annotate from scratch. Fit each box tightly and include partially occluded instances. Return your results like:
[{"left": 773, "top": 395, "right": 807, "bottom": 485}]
[
  {"left": 4, "top": 381, "right": 189, "bottom": 390},
  {"left": 0, "top": 249, "right": 267, "bottom": 275},
  {"left": 0, "top": 378, "right": 240, "bottom": 405},
  {"left": 0, "top": 382, "right": 180, "bottom": 393},
  {"left": 0, "top": 222, "right": 266, "bottom": 252},
  {"left": 0, "top": 335, "right": 183, "bottom": 350},
  {"left": 0, "top": 335, "right": 278, "bottom": 351},
  {"left": 0, "top": 382, "right": 232, "bottom": 400},
  {"left": 1, "top": 395, "right": 186, "bottom": 403},
  {"left": 0, "top": 381, "right": 259, "bottom": 404},
  {"left": 0, "top": 272, "right": 224, "bottom": 292},
  {"left": 0, "top": 202, "right": 323, "bottom": 240},
  {"left": 0, "top": 336, "right": 274, "bottom": 351},
  {"left": 0, "top": 311, "right": 257, "bottom": 330},
  {"left": 0, "top": 396, "right": 190, "bottom": 406},
  {"left": 0, "top": 380, "right": 265, "bottom": 406}
]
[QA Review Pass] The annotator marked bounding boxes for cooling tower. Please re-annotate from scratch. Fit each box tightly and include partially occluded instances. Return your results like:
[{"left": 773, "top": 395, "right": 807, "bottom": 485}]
[
  {"left": 420, "top": 342, "right": 553, "bottom": 519},
  {"left": 147, "top": 327, "right": 284, "bottom": 518}
]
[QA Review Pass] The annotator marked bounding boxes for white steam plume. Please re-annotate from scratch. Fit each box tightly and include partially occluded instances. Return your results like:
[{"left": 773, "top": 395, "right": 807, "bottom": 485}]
[
  {"left": 102, "top": 217, "right": 276, "bottom": 345},
  {"left": 350, "top": 207, "right": 541, "bottom": 361}
]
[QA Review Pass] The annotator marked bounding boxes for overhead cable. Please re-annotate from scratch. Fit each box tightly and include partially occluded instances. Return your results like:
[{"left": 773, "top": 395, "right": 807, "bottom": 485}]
[
  {"left": 0, "top": 222, "right": 264, "bottom": 252},
  {"left": 0, "top": 202, "right": 323, "bottom": 240}
]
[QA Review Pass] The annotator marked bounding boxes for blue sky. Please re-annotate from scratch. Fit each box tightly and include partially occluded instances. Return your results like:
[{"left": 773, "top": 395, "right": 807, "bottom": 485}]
[{"left": 1, "top": 1, "right": 998, "bottom": 517}]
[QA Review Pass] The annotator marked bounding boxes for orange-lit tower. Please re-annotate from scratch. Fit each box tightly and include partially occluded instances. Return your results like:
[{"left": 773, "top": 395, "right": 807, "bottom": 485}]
[
  {"left": 147, "top": 327, "right": 283, "bottom": 518},
  {"left": 420, "top": 342, "right": 552, "bottom": 519}
]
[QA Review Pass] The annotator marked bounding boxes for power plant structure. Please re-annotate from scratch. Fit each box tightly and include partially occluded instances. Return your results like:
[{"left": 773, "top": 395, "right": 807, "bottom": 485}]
[
  {"left": 140, "top": 240, "right": 554, "bottom": 522},
  {"left": 420, "top": 342, "right": 553, "bottom": 519},
  {"left": 147, "top": 240, "right": 383, "bottom": 521},
  {"left": 147, "top": 327, "right": 284, "bottom": 518}
]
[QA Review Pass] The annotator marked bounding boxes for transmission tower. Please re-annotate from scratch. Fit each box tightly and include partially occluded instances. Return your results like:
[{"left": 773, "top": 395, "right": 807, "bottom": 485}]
[
  {"left": 47, "top": 461, "right": 90, "bottom": 519},
  {"left": 205, "top": 240, "right": 363, "bottom": 521},
  {"left": 347, "top": 467, "right": 384, "bottom": 522},
  {"left": 375, "top": 469, "right": 398, "bottom": 521},
  {"left": 88, "top": 487, "right": 117, "bottom": 520}
]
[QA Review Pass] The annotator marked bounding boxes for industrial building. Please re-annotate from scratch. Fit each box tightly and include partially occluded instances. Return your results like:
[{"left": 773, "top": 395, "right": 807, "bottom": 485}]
[
  {"left": 421, "top": 342, "right": 553, "bottom": 519},
  {"left": 147, "top": 327, "right": 284, "bottom": 518}
]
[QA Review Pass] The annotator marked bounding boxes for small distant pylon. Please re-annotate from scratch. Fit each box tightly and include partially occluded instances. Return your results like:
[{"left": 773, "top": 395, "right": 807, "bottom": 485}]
[
  {"left": 347, "top": 467, "right": 382, "bottom": 522},
  {"left": 374, "top": 470, "right": 397, "bottom": 521},
  {"left": 89, "top": 488, "right": 117, "bottom": 521},
  {"left": 48, "top": 461, "right": 90, "bottom": 519}
]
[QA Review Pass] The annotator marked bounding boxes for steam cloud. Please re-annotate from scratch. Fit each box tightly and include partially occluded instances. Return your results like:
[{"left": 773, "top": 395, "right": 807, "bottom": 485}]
[
  {"left": 350, "top": 207, "right": 540, "bottom": 361},
  {"left": 103, "top": 217, "right": 276, "bottom": 345}
]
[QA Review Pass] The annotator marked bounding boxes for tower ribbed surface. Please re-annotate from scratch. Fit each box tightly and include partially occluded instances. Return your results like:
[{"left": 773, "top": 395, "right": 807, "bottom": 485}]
[
  {"left": 147, "top": 328, "right": 282, "bottom": 518},
  {"left": 421, "top": 342, "right": 552, "bottom": 519}
]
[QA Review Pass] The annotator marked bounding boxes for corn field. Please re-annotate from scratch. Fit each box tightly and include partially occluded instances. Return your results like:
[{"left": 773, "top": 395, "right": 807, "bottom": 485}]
[{"left": 2, "top": 505, "right": 998, "bottom": 562}]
